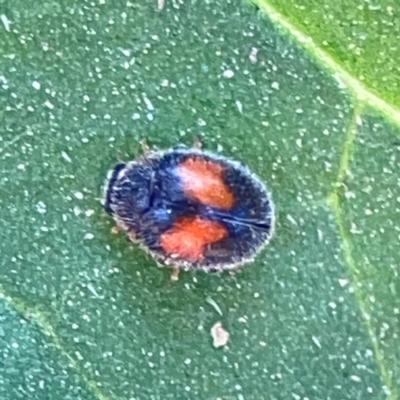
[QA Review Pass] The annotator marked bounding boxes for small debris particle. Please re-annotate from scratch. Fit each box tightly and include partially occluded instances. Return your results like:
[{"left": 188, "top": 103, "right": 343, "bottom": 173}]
[
  {"left": 211, "top": 321, "right": 230, "bottom": 348},
  {"left": 111, "top": 226, "right": 121, "bottom": 234},
  {"left": 206, "top": 296, "right": 223, "bottom": 316},
  {"left": 84, "top": 233, "right": 95, "bottom": 240},
  {"left": 249, "top": 47, "right": 258, "bottom": 63},
  {"left": 74, "top": 191, "right": 84, "bottom": 200}
]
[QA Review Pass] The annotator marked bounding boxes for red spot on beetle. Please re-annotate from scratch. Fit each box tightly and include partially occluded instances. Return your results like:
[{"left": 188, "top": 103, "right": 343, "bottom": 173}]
[
  {"left": 177, "top": 157, "right": 235, "bottom": 209},
  {"left": 160, "top": 216, "right": 228, "bottom": 261}
]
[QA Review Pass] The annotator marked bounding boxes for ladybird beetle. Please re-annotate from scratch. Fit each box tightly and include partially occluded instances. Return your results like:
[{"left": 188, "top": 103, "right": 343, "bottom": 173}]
[{"left": 103, "top": 143, "right": 275, "bottom": 275}]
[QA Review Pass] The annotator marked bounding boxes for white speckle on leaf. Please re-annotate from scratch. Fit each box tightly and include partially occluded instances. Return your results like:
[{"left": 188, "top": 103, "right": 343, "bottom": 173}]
[
  {"left": 334, "top": 73, "right": 347, "bottom": 89},
  {"left": 295, "top": 108, "right": 303, "bottom": 114},
  {"left": 36, "top": 201, "right": 47, "bottom": 214},
  {"left": 338, "top": 278, "right": 349, "bottom": 287},
  {"left": 120, "top": 48, "right": 131, "bottom": 57},
  {"left": 32, "top": 81, "right": 41, "bottom": 90},
  {"left": 143, "top": 94, "right": 154, "bottom": 111},
  {"left": 157, "top": 0, "right": 165, "bottom": 11},
  {"left": 84, "top": 233, "right": 94, "bottom": 240},
  {"left": 40, "top": 226, "right": 49, "bottom": 232},
  {"left": 87, "top": 284, "right": 99, "bottom": 297},
  {"left": 61, "top": 151, "right": 72, "bottom": 163},
  {"left": 74, "top": 206, "right": 82, "bottom": 216},
  {"left": 211, "top": 321, "right": 229, "bottom": 348},
  {"left": 11, "top": 342, "right": 19, "bottom": 348},
  {"left": 249, "top": 47, "right": 258, "bottom": 63},
  {"left": 350, "top": 375, "right": 361, "bottom": 382},
  {"left": 1, "top": 14, "right": 11, "bottom": 32},
  {"left": 312, "top": 336, "right": 321, "bottom": 348},
  {"left": 271, "top": 81, "right": 280, "bottom": 90},
  {"left": 287, "top": 214, "right": 297, "bottom": 226},
  {"left": 83, "top": 314, "right": 90, "bottom": 321},
  {"left": 345, "top": 190, "right": 356, "bottom": 200},
  {"left": 85, "top": 209, "right": 95, "bottom": 217},
  {"left": 184, "top": 358, "right": 191, "bottom": 365},
  {"left": 235, "top": 100, "right": 243, "bottom": 113},
  {"left": 44, "top": 100, "right": 54, "bottom": 109},
  {"left": 223, "top": 69, "right": 234, "bottom": 79},
  {"left": 74, "top": 192, "right": 84, "bottom": 200},
  {"left": 132, "top": 113, "right": 140, "bottom": 120},
  {"left": 146, "top": 113, "right": 154, "bottom": 121}
]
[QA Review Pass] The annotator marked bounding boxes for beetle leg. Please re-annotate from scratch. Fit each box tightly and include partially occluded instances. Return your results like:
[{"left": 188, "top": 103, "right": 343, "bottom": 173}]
[
  {"left": 193, "top": 137, "right": 203, "bottom": 149},
  {"left": 171, "top": 267, "right": 180, "bottom": 281},
  {"left": 140, "top": 138, "right": 152, "bottom": 155}
]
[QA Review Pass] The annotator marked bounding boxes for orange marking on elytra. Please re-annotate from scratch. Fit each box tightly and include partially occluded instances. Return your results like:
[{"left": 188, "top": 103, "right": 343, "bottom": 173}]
[
  {"left": 160, "top": 216, "right": 228, "bottom": 261},
  {"left": 177, "top": 157, "right": 234, "bottom": 209}
]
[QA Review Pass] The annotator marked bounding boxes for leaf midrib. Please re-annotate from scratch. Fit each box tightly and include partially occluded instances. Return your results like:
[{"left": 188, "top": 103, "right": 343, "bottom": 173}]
[{"left": 252, "top": 2, "right": 397, "bottom": 397}]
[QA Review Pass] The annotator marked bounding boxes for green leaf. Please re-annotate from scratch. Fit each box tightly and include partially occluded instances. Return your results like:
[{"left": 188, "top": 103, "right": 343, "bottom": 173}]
[
  {"left": 261, "top": 0, "right": 400, "bottom": 109},
  {"left": 0, "top": 1, "right": 398, "bottom": 399},
  {"left": 0, "top": 296, "right": 99, "bottom": 400}
]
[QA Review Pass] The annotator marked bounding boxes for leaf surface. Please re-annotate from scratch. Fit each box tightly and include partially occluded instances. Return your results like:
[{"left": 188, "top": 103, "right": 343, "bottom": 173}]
[{"left": 0, "top": 1, "right": 399, "bottom": 399}]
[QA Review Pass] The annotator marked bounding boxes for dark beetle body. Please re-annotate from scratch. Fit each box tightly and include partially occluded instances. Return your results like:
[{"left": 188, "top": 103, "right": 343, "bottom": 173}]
[{"left": 104, "top": 146, "right": 275, "bottom": 272}]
